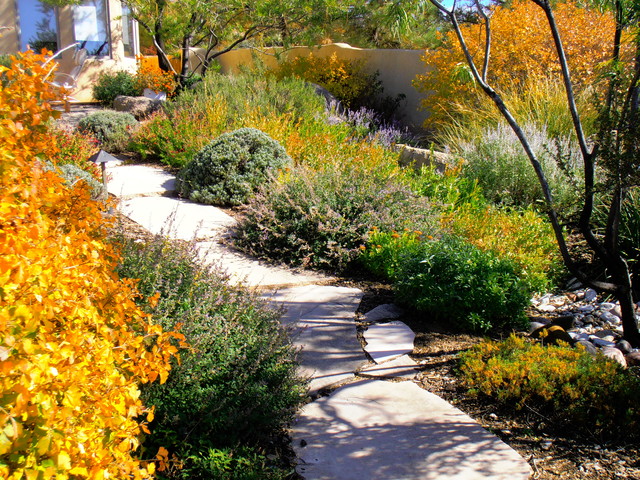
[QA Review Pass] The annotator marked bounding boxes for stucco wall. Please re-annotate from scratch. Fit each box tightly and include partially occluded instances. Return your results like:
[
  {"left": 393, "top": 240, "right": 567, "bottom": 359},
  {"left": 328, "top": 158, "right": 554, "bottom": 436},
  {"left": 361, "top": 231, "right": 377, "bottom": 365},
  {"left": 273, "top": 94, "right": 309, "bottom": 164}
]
[
  {"left": 194, "top": 43, "right": 431, "bottom": 127},
  {"left": 0, "top": 2, "right": 20, "bottom": 54}
]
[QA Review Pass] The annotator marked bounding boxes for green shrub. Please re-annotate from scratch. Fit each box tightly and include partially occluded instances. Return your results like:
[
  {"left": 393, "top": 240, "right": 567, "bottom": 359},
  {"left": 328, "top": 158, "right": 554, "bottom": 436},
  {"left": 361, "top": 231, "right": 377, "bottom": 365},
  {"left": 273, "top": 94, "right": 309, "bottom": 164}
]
[
  {"left": 77, "top": 110, "right": 138, "bottom": 153},
  {"left": 459, "top": 335, "right": 640, "bottom": 439},
  {"left": 458, "top": 122, "right": 583, "bottom": 214},
  {"left": 234, "top": 164, "right": 435, "bottom": 272},
  {"left": 442, "top": 205, "right": 563, "bottom": 293},
  {"left": 393, "top": 235, "right": 530, "bottom": 332},
  {"left": 177, "top": 128, "right": 291, "bottom": 206},
  {"left": 44, "top": 161, "right": 103, "bottom": 199},
  {"left": 92, "top": 70, "right": 142, "bottom": 106},
  {"left": 360, "top": 228, "right": 427, "bottom": 281},
  {"left": 112, "top": 233, "right": 304, "bottom": 476}
]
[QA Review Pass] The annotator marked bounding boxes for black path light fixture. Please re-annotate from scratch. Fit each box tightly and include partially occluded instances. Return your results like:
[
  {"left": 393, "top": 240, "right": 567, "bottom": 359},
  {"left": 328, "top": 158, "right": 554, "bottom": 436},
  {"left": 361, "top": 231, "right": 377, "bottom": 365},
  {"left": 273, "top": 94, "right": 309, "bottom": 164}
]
[{"left": 88, "top": 149, "right": 119, "bottom": 200}]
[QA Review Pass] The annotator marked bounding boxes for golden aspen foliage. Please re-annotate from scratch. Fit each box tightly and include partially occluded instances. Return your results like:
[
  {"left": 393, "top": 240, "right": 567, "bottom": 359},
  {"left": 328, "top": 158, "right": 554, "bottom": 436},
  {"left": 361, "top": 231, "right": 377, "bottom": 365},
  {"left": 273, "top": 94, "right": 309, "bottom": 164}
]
[
  {"left": 415, "top": 0, "right": 620, "bottom": 127},
  {"left": 0, "top": 50, "right": 184, "bottom": 479}
]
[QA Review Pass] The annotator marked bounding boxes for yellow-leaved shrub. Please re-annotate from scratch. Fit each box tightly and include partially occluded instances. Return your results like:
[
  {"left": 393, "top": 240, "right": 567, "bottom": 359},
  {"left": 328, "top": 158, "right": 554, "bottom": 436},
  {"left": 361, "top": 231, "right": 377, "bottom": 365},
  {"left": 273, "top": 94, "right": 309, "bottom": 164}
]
[
  {"left": 415, "top": 0, "right": 619, "bottom": 127},
  {"left": 0, "top": 50, "right": 183, "bottom": 479}
]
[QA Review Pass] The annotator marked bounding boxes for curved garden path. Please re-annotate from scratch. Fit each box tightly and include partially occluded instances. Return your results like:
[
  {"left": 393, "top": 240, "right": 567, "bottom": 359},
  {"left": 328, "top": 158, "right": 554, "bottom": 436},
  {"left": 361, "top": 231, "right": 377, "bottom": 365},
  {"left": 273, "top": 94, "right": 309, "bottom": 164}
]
[{"left": 107, "top": 161, "right": 533, "bottom": 480}]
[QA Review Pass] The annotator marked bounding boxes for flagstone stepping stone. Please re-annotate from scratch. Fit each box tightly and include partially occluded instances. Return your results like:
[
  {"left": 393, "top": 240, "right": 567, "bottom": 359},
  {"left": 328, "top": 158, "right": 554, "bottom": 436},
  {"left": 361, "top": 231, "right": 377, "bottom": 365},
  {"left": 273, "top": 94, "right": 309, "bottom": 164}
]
[
  {"left": 107, "top": 164, "right": 176, "bottom": 198},
  {"left": 358, "top": 355, "right": 419, "bottom": 381},
  {"left": 363, "top": 303, "right": 404, "bottom": 323},
  {"left": 292, "top": 379, "right": 532, "bottom": 480},
  {"left": 196, "top": 241, "right": 331, "bottom": 289},
  {"left": 364, "top": 321, "right": 415, "bottom": 364},
  {"left": 265, "top": 285, "right": 365, "bottom": 395},
  {"left": 119, "top": 197, "right": 235, "bottom": 241}
]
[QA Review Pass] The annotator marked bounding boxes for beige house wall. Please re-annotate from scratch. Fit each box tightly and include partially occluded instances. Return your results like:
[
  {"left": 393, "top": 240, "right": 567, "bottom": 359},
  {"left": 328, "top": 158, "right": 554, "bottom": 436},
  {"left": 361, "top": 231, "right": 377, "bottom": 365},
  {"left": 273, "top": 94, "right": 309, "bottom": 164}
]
[
  {"left": 0, "top": 2, "right": 20, "bottom": 54},
  {"left": 196, "top": 43, "right": 431, "bottom": 127}
]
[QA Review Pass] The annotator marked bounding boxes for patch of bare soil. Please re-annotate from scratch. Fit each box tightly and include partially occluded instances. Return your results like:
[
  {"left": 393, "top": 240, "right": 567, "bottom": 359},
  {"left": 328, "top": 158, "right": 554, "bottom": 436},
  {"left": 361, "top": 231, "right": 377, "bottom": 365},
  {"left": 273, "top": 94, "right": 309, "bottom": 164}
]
[{"left": 356, "top": 283, "right": 640, "bottom": 480}]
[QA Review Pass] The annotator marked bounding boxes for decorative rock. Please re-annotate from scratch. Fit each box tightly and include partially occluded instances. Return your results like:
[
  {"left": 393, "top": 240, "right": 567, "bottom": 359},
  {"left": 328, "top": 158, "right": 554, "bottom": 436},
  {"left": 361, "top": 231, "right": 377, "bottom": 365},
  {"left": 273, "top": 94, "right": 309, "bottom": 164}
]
[
  {"left": 569, "top": 332, "right": 589, "bottom": 342},
  {"left": 598, "top": 310, "right": 621, "bottom": 325},
  {"left": 537, "top": 304, "right": 557, "bottom": 313},
  {"left": 616, "top": 340, "right": 633, "bottom": 354},
  {"left": 575, "top": 340, "right": 598, "bottom": 356},
  {"left": 113, "top": 95, "right": 163, "bottom": 119},
  {"left": 600, "top": 302, "right": 616, "bottom": 311},
  {"left": 363, "top": 304, "right": 405, "bottom": 323},
  {"left": 578, "top": 305, "right": 596, "bottom": 313},
  {"left": 591, "top": 337, "right": 616, "bottom": 348},
  {"left": 529, "top": 322, "right": 547, "bottom": 334},
  {"left": 625, "top": 351, "right": 640, "bottom": 366},
  {"left": 601, "top": 347, "right": 627, "bottom": 368},
  {"left": 584, "top": 288, "right": 598, "bottom": 302},
  {"left": 582, "top": 314, "right": 595, "bottom": 324},
  {"left": 531, "top": 325, "right": 574, "bottom": 346},
  {"left": 550, "top": 315, "right": 575, "bottom": 331},
  {"left": 592, "top": 329, "right": 619, "bottom": 340},
  {"left": 566, "top": 277, "right": 583, "bottom": 290}
]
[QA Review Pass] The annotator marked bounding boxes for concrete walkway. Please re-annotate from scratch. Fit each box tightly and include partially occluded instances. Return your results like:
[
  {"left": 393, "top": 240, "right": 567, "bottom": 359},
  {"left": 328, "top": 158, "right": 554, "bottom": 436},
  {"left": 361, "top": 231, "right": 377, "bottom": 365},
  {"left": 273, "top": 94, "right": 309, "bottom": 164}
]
[{"left": 106, "top": 162, "right": 532, "bottom": 479}]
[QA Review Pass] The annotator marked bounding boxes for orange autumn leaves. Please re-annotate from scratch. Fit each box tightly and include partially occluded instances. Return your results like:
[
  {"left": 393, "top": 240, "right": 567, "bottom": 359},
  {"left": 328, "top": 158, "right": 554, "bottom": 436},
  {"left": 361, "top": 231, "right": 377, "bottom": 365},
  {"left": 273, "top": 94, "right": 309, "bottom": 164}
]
[
  {"left": 0, "top": 51, "right": 184, "bottom": 479},
  {"left": 415, "top": 0, "right": 620, "bottom": 126}
]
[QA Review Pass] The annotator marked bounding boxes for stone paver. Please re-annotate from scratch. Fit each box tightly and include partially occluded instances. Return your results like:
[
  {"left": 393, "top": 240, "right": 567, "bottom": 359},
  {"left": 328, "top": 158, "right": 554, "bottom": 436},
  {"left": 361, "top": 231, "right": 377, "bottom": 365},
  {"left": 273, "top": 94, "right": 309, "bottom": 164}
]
[
  {"left": 358, "top": 354, "right": 419, "bottom": 381},
  {"left": 196, "top": 241, "right": 331, "bottom": 289},
  {"left": 363, "top": 303, "right": 404, "bottom": 323},
  {"left": 265, "top": 286, "right": 365, "bottom": 395},
  {"left": 364, "top": 321, "right": 415, "bottom": 364},
  {"left": 119, "top": 196, "right": 235, "bottom": 241},
  {"left": 107, "top": 164, "right": 176, "bottom": 198},
  {"left": 292, "top": 379, "right": 532, "bottom": 480}
]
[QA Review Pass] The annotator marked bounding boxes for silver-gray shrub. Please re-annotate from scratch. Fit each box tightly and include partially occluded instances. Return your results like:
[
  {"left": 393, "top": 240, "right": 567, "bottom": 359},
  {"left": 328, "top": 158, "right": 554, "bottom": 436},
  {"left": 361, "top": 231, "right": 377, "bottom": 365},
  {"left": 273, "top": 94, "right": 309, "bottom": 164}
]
[{"left": 459, "top": 122, "right": 583, "bottom": 213}]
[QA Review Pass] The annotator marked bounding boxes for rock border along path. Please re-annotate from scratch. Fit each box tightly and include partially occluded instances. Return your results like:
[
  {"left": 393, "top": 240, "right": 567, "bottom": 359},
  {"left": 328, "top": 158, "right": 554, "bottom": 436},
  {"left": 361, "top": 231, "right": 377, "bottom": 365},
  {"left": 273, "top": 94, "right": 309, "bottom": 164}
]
[{"left": 107, "top": 163, "right": 532, "bottom": 480}]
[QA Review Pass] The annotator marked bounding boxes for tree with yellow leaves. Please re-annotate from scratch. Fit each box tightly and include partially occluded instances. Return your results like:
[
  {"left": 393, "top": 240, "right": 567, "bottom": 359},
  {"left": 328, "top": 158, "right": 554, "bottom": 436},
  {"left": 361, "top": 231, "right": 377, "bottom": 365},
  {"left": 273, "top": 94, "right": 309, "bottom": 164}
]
[{"left": 0, "top": 50, "right": 184, "bottom": 479}]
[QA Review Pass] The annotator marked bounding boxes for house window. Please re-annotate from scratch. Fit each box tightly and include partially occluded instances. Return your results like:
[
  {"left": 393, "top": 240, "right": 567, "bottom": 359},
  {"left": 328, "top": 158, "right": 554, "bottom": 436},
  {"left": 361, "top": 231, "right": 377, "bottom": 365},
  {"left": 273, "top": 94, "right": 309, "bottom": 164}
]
[
  {"left": 17, "top": 0, "right": 58, "bottom": 53},
  {"left": 72, "top": 0, "right": 110, "bottom": 57},
  {"left": 121, "top": 5, "right": 137, "bottom": 58}
]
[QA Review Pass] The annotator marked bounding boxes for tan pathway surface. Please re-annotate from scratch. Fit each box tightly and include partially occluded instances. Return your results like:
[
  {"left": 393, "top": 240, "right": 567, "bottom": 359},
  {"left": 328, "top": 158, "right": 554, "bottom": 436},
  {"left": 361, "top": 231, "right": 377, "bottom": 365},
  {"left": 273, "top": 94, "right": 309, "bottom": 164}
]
[{"left": 106, "top": 161, "right": 532, "bottom": 479}]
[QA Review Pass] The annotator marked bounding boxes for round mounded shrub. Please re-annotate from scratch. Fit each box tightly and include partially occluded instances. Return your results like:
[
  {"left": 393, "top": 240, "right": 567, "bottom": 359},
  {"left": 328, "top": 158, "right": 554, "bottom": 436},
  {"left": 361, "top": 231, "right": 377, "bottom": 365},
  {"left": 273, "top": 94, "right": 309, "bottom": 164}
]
[
  {"left": 177, "top": 128, "right": 292, "bottom": 206},
  {"left": 77, "top": 110, "right": 138, "bottom": 153}
]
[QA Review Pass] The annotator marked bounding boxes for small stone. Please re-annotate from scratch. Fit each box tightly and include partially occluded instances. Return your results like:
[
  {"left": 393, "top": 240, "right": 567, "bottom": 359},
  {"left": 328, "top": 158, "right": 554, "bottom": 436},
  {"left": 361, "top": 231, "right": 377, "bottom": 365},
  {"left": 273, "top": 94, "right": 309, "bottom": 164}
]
[
  {"left": 540, "top": 440, "right": 553, "bottom": 451},
  {"left": 582, "top": 314, "right": 595, "bottom": 324},
  {"left": 575, "top": 340, "right": 598, "bottom": 355},
  {"left": 584, "top": 289, "right": 598, "bottom": 302},
  {"left": 569, "top": 332, "right": 589, "bottom": 342},
  {"left": 616, "top": 340, "right": 633, "bottom": 354},
  {"left": 598, "top": 310, "right": 622, "bottom": 325},
  {"left": 591, "top": 337, "right": 616, "bottom": 348},
  {"left": 601, "top": 347, "right": 627, "bottom": 367},
  {"left": 613, "top": 305, "right": 623, "bottom": 317},
  {"left": 537, "top": 304, "right": 556, "bottom": 313},
  {"left": 566, "top": 277, "right": 583, "bottom": 290},
  {"left": 625, "top": 351, "right": 640, "bottom": 366},
  {"left": 600, "top": 302, "right": 616, "bottom": 311},
  {"left": 593, "top": 329, "right": 619, "bottom": 339},
  {"left": 488, "top": 413, "right": 498, "bottom": 420},
  {"left": 529, "top": 322, "right": 547, "bottom": 333},
  {"left": 578, "top": 305, "right": 596, "bottom": 313}
]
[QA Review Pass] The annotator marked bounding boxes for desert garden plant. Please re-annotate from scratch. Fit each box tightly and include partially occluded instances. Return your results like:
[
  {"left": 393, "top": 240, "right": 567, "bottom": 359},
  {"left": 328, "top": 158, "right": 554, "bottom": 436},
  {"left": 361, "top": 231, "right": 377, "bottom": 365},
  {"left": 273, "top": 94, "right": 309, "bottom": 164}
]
[
  {"left": 113, "top": 232, "right": 304, "bottom": 478},
  {"left": 459, "top": 335, "right": 640, "bottom": 439},
  {"left": 77, "top": 110, "right": 139, "bottom": 153},
  {"left": 234, "top": 163, "right": 435, "bottom": 272},
  {"left": 391, "top": 235, "right": 530, "bottom": 332},
  {"left": 177, "top": 128, "right": 292, "bottom": 206}
]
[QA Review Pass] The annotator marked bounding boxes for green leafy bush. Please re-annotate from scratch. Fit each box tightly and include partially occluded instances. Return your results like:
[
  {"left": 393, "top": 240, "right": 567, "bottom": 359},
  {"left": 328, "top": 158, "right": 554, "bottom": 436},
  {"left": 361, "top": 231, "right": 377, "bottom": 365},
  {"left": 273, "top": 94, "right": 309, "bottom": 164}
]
[
  {"left": 180, "top": 447, "right": 291, "bottom": 480},
  {"left": 442, "top": 205, "right": 563, "bottom": 293},
  {"left": 112, "top": 233, "right": 304, "bottom": 477},
  {"left": 177, "top": 128, "right": 291, "bottom": 206},
  {"left": 393, "top": 235, "right": 530, "bottom": 332},
  {"left": 459, "top": 335, "right": 640, "bottom": 439},
  {"left": 458, "top": 122, "right": 582, "bottom": 214},
  {"left": 234, "top": 164, "right": 435, "bottom": 272},
  {"left": 360, "top": 229, "right": 429, "bottom": 281},
  {"left": 77, "top": 110, "right": 138, "bottom": 153},
  {"left": 92, "top": 70, "right": 142, "bottom": 106}
]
